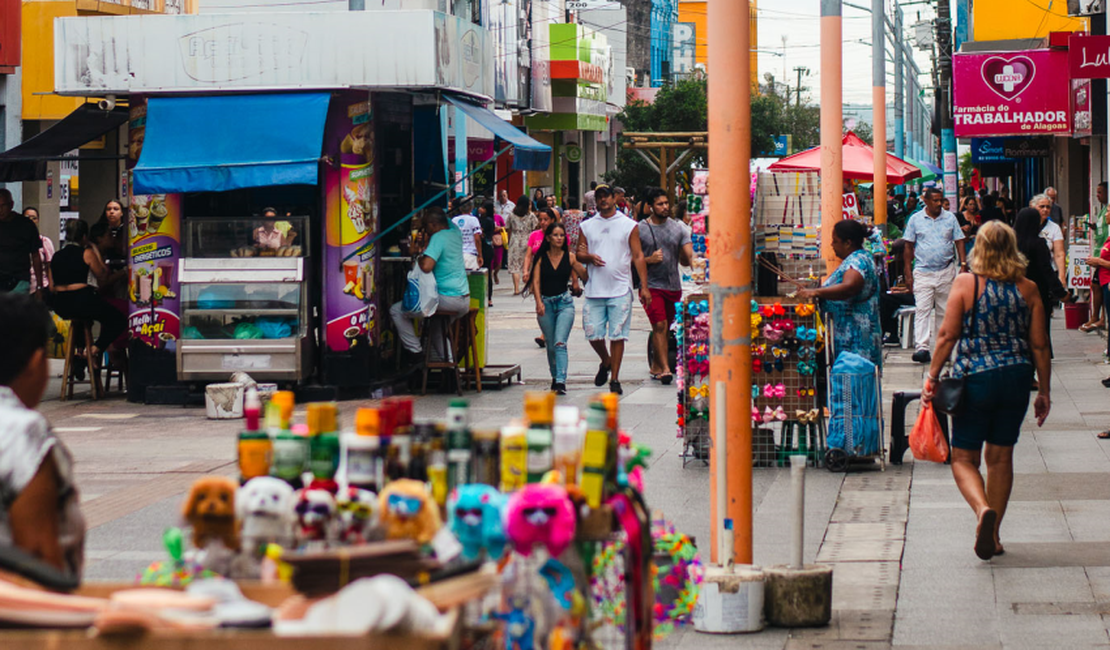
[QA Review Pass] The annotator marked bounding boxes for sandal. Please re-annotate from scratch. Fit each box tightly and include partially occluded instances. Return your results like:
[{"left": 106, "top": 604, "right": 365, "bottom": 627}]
[
  {"left": 660, "top": 373, "right": 674, "bottom": 386},
  {"left": 650, "top": 372, "right": 662, "bottom": 381},
  {"left": 1098, "top": 430, "right": 1110, "bottom": 440},
  {"left": 975, "top": 509, "right": 998, "bottom": 561}
]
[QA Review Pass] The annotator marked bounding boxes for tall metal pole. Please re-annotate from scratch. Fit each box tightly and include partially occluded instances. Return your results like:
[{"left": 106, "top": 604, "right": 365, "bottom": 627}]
[
  {"left": 937, "top": 0, "right": 957, "bottom": 202},
  {"left": 894, "top": 3, "right": 904, "bottom": 162},
  {"left": 821, "top": 0, "right": 843, "bottom": 271},
  {"left": 872, "top": 0, "right": 887, "bottom": 224},
  {"left": 707, "top": 0, "right": 752, "bottom": 566}
]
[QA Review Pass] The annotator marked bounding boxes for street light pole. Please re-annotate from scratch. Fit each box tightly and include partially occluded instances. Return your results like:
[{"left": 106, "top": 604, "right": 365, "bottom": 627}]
[
  {"left": 894, "top": 3, "right": 904, "bottom": 162},
  {"left": 821, "top": 0, "right": 843, "bottom": 271},
  {"left": 873, "top": 0, "right": 887, "bottom": 224},
  {"left": 707, "top": 0, "right": 753, "bottom": 566},
  {"left": 937, "top": 0, "right": 957, "bottom": 202}
]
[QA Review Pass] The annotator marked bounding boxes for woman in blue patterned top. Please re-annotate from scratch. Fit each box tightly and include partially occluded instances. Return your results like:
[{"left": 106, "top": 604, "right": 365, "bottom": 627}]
[
  {"left": 922, "top": 221, "right": 1051, "bottom": 561},
  {"left": 797, "top": 220, "right": 882, "bottom": 368}
]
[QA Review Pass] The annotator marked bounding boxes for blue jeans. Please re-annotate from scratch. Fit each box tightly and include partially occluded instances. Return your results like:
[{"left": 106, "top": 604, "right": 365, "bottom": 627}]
[{"left": 537, "top": 291, "right": 575, "bottom": 384}]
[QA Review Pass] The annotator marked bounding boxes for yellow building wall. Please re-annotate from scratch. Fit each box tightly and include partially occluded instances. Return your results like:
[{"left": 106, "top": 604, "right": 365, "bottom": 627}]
[
  {"left": 677, "top": 0, "right": 758, "bottom": 88},
  {"left": 972, "top": 0, "right": 1087, "bottom": 41},
  {"left": 22, "top": 1, "right": 81, "bottom": 121}
]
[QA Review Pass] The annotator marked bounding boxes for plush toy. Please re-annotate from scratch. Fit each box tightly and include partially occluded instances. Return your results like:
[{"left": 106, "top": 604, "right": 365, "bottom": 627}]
[
  {"left": 448, "top": 484, "right": 507, "bottom": 561},
  {"left": 379, "top": 479, "right": 441, "bottom": 545},
  {"left": 183, "top": 476, "right": 240, "bottom": 552},
  {"left": 505, "top": 480, "right": 576, "bottom": 558},
  {"left": 237, "top": 476, "right": 296, "bottom": 554},
  {"left": 294, "top": 488, "right": 336, "bottom": 546},
  {"left": 492, "top": 597, "right": 536, "bottom": 650},
  {"left": 336, "top": 487, "right": 379, "bottom": 545}
]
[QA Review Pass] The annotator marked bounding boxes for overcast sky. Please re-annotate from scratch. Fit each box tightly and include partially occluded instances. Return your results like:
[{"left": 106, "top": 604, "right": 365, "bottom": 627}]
[{"left": 753, "top": 0, "right": 940, "bottom": 106}]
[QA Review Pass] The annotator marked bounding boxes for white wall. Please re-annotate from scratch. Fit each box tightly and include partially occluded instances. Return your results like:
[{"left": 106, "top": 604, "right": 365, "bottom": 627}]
[{"left": 0, "top": 70, "right": 23, "bottom": 208}]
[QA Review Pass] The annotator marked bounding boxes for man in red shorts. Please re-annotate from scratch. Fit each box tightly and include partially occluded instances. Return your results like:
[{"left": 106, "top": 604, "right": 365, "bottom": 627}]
[{"left": 638, "top": 187, "right": 692, "bottom": 384}]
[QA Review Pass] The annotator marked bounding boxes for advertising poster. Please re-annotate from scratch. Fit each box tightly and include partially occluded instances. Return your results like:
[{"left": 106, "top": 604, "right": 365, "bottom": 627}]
[
  {"left": 953, "top": 50, "right": 1071, "bottom": 138},
  {"left": 323, "top": 92, "right": 378, "bottom": 353},
  {"left": 127, "top": 99, "right": 183, "bottom": 349},
  {"left": 1068, "top": 244, "right": 1092, "bottom": 291}
]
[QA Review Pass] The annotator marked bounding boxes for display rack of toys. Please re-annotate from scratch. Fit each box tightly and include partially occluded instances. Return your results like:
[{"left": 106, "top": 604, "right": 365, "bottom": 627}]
[
  {"left": 676, "top": 297, "right": 828, "bottom": 470},
  {"left": 0, "top": 391, "right": 695, "bottom": 649}
]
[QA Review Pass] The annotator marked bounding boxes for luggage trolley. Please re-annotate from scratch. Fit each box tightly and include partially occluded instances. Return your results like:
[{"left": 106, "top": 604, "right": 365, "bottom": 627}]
[{"left": 822, "top": 316, "right": 886, "bottom": 473}]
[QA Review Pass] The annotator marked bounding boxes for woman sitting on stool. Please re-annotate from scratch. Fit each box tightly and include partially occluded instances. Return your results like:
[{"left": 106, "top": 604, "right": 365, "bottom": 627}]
[{"left": 50, "top": 220, "right": 128, "bottom": 366}]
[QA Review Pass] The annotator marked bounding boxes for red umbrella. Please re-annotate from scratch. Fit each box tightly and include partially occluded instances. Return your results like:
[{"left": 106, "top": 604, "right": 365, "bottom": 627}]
[{"left": 768, "top": 131, "right": 922, "bottom": 185}]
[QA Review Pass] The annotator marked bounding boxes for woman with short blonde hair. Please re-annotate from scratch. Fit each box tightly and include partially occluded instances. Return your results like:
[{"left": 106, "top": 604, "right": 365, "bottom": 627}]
[{"left": 923, "top": 220, "right": 1051, "bottom": 561}]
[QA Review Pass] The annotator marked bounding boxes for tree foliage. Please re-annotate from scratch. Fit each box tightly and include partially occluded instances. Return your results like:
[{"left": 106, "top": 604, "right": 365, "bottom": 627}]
[{"left": 850, "top": 121, "right": 873, "bottom": 146}]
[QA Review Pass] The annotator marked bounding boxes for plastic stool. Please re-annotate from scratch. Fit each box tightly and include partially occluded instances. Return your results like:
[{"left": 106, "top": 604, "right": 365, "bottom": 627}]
[
  {"left": 60, "top": 320, "right": 101, "bottom": 401},
  {"left": 778, "top": 420, "right": 824, "bottom": 467},
  {"left": 889, "top": 390, "right": 949, "bottom": 464},
  {"left": 895, "top": 307, "right": 915, "bottom": 350}
]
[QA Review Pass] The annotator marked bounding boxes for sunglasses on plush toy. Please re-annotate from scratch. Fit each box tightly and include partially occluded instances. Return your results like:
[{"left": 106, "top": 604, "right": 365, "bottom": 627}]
[{"left": 388, "top": 494, "right": 424, "bottom": 517}]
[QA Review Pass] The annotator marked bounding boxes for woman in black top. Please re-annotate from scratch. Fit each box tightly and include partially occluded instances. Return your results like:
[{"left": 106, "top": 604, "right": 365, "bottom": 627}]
[
  {"left": 50, "top": 220, "right": 128, "bottom": 361},
  {"left": 477, "top": 201, "right": 497, "bottom": 307},
  {"left": 531, "top": 222, "right": 586, "bottom": 395},
  {"left": 1014, "top": 207, "right": 1066, "bottom": 360}
]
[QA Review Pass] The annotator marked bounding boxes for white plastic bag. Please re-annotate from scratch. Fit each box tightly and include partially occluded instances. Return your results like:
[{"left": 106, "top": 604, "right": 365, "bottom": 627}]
[{"left": 402, "top": 265, "right": 439, "bottom": 317}]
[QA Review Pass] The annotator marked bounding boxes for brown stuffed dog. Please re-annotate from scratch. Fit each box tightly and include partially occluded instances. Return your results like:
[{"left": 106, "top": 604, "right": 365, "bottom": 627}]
[
  {"left": 379, "top": 479, "right": 441, "bottom": 545},
  {"left": 183, "top": 476, "right": 240, "bottom": 552}
]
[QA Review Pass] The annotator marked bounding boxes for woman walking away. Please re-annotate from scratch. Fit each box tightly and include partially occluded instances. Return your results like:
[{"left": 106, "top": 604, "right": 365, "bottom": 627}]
[
  {"left": 1014, "top": 208, "right": 1066, "bottom": 362},
  {"left": 1088, "top": 233, "right": 1110, "bottom": 420},
  {"left": 506, "top": 197, "right": 537, "bottom": 296},
  {"left": 922, "top": 221, "right": 1051, "bottom": 560},
  {"left": 477, "top": 201, "right": 497, "bottom": 307},
  {"left": 531, "top": 223, "right": 586, "bottom": 395}
]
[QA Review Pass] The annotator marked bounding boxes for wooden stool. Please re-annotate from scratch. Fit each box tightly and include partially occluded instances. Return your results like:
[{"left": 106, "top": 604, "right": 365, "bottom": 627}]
[
  {"left": 458, "top": 308, "right": 482, "bottom": 393},
  {"left": 60, "top": 320, "right": 102, "bottom": 401},
  {"left": 101, "top": 349, "right": 128, "bottom": 394},
  {"left": 421, "top": 314, "right": 462, "bottom": 396}
]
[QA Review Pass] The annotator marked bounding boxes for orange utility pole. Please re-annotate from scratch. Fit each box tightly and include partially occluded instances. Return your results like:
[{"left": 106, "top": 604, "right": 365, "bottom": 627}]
[
  {"left": 707, "top": 0, "right": 752, "bottom": 565},
  {"left": 820, "top": 0, "right": 843, "bottom": 273},
  {"left": 872, "top": 0, "right": 887, "bottom": 225}
]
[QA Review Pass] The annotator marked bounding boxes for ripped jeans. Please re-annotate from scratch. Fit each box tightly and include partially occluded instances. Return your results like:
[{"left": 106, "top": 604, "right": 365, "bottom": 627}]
[{"left": 536, "top": 291, "right": 576, "bottom": 384}]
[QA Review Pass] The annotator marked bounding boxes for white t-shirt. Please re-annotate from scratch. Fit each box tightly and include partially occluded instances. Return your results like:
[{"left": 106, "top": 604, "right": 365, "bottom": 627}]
[
  {"left": 452, "top": 214, "right": 482, "bottom": 256},
  {"left": 1039, "top": 220, "right": 1064, "bottom": 270},
  {"left": 579, "top": 212, "right": 638, "bottom": 299}
]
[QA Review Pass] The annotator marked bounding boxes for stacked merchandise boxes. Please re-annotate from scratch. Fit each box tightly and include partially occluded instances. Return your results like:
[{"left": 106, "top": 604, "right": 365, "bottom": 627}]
[{"left": 754, "top": 171, "right": 823, "bottom": 289}]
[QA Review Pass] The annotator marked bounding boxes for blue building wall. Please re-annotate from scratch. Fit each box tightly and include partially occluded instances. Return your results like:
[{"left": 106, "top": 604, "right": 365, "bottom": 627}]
[{"left": 650, "top": 0, "right": 678, "bottom": 87}]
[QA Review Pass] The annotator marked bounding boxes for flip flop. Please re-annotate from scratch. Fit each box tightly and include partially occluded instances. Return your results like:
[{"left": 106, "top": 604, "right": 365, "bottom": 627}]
[
  {"left": 1098, "top": 430, "right": 1110, "bottom": 440},
  {"left": 994, "top": 545, "right": 1005, "bottom": 556},
  {"left": 649, "top": 373, "right": 662, "bottom": 381},
  {"left": 660, "top": 373, "right": 674, "bottom": 385},
  {"left": 975, "top": 509, "right": 998, "bottom": 561},
  {"left": 1080, "top": 323, "right": 1098, "bottom": 333}
]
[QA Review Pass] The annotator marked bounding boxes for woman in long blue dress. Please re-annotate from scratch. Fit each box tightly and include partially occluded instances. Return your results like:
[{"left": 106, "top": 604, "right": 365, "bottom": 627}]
[{"left": 797, "top": 219, "right": 882, "bottom": 368}]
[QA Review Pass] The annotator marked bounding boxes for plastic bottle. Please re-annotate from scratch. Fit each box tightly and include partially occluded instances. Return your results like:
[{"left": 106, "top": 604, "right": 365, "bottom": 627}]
[
  {"left": 552, "top": 406, "right": 582, "bottom": 486},
  {"left": 500, "top": 423, "right": 528, "bottom": 492},
  {"left": 524, "top": 393, "right": 554, "bottom": 484},
  {"left": 271, "top": 391, "right": 295, "bottom": 429},
  {"left": 580, "top": 404, "right": 610, "bottom": 508},
  {"left": 342, "top": 407, "right": 383, "bottom": 491},
  {"left": 470, "top": 428, "right": 501, "bottom": 487},
  {"left": 307, "top": 402, "right": 340, "bottom": 480},
  {"left": 446, "top": 399, "right": 471, "bottom": 489},
  {"left": 385, "top": 396, "right": 414, "bottom": 476},
  {"left": 270, "top": 428, "right": 308, "bottom": 488},
  {"left": 427, "top": 424, "right": 448, "bottom": 507},
  {"left": 409, "top": 422, "right": 433, "bottom": 482},
  {"left": 238, "top": 388, "right": 270, "bottom": 483},
  {"left": 244, "top": 388, "right": 261, "bottom": 432}
]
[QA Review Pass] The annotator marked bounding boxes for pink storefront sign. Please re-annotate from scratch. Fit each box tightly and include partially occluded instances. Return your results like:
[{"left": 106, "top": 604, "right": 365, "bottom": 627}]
[
  {"left": 1068, "top": 34, "right": 1110, "bottom": 79},
  {"left": 953, "top": 50, "right": 1071, "bottom": 138}
]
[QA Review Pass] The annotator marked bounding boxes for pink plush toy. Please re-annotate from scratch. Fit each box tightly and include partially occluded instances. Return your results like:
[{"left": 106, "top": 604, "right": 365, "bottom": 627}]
[{"left": 505, "top": 482, "right": 576, "bottom": 558}]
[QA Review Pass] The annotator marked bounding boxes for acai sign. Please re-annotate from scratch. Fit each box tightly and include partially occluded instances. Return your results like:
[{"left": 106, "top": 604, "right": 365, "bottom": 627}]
[{"left": 1068, "top": 34, "right": 1110, "bottom": 79}]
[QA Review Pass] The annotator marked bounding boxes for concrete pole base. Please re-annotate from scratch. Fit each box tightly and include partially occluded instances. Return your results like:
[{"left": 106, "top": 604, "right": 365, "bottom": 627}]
[{"left": 763, "top": 564, "right": 834, "bottom": 628}]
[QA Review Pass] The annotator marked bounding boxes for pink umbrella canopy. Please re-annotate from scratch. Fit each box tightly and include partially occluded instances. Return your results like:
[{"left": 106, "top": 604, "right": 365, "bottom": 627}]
[{"left": 768, "top": 132, "right": 922, "bottom": 185}]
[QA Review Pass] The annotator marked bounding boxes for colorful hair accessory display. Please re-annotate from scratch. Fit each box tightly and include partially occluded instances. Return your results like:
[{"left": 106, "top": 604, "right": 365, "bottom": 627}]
[
  {"left": 771, "top": 346, "right": 790, "bottom": 359},
  {"left": 751, "top": 312, "right": 763, "bottom": 329},
  {"left": 795, "top": 303, "right": 816, "bottom": 317},
  {"left": 688, "top": 385, "right": 708, "bottom": 399},
  {"left": 761, "top": 406, "right": 788, "bottom": 423},
  {"left": 505, "top": 480, "right": 576, "bottom": 557},
  {"left": 761, "top": 304, "right": 774, "bottom": 318},
  {"left": 751, "top": 384, "right": 760, "bottom": 399},
  {"left": 750, "top": 299, "right": 759, "bottom": 313},
  {"left": 796, "top": 386, "right": 815, "bottom": 398},
  {"left": 771, "top": 303, "right": 785, "bottom": 317},
  {"left": 794, "top": 409, "right": 820, "bottom": 424},
  {"left": 763, "top": 383, "right": 785, "bottom": 399},
  {"left": 775, "top": 319, "right": 796, "bottom": 334},
  {"left": 762, "top": 324, "right": 784, "bottom": 342},
  {"left": 797, "top": 345, "right": 816, "bottom": 360},
  {"left": 752, "top": 406, "right": 761, "bottom": 422},
  {"left": 797, "top": 361, "right": 817, "bottom": 376},
  {"left": 752, "top": 358, "right": 762, "bottom": 373},
  {"left": 753, "top": 344, "right": 766, "bottom": 357},
  {"left": 650, "top": 521, "right": 703, "bottom": 639},
  {"left": 797, "top": 326, "right": 817, "bottom": 342},
  {"left": 774, "top": 358, "right": 784, "bottom": 372}
]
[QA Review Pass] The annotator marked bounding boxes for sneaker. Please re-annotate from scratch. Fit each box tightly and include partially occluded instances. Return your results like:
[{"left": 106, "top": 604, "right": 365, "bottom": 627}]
[
  {"left": 911, "top": 349, "right": 931, "bottom": 364},
  {"left": 1101, "top": 377, "right": 1110, "bottom": 388},
  {"left": 594, "top": 363, "right": 611, "bottom": 387},
  {"left": 609, "top": 381, "right": 623, "bottom": 395},
  {"left": 554, "top": 383, "right": 567, "bottom": 395}
]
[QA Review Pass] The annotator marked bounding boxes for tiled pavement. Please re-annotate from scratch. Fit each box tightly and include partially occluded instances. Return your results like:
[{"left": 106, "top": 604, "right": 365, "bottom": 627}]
[{"left": 35, "top": 288, "right": 1110, "bottom": 647}]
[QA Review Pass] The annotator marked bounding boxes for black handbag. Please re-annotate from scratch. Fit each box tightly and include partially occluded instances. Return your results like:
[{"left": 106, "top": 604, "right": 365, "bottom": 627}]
[{"left": 933, "top": 274, "right": 979, "bottom": 416}]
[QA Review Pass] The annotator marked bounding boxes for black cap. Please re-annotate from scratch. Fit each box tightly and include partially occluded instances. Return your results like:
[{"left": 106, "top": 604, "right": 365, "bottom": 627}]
[{"left": 594, "top": 184, "right": 614, "bottom": 197}]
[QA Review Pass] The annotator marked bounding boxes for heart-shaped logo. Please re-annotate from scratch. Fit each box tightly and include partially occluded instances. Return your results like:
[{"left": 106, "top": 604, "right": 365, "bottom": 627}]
[{"left": 981, "top": 55, "right": 1036, "bottom": 102}]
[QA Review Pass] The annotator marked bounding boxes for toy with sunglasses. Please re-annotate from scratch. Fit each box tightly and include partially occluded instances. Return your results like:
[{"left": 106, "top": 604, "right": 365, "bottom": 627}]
[
  {"left": 380, "top": 479, "right": 442, "bottom": 545},
  {"left": 294, "top": 488, "right": 337, "bottom": 548},
  {"left": 448, "top": 484, "right": 508, "bottom": 561},
  {"left": 505, "top": 479, "right": 576, "bottom": 558}
]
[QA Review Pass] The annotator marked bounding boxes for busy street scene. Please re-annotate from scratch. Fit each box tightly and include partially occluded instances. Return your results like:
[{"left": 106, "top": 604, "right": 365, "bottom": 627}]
[{"left": 1, "top": 0, "right": 1110, "bottom": 647}]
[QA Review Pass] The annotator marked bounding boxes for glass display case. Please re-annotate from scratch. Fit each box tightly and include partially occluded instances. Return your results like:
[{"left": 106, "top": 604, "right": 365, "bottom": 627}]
[
  {"left": 177, "top": 257, "right": 313, "bottom": 381},
  {"left": 185, "top": 216, "right": 309, "bottom": 259}
]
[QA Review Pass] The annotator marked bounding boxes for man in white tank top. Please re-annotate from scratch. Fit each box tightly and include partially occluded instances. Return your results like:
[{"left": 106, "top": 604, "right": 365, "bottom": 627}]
[{"left": 576, "top": 184, "right": 651, "bottom": 395}]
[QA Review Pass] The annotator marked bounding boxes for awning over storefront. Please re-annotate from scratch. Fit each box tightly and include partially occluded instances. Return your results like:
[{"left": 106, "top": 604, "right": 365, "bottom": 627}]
[
  {"left": 443, "top": 95, "right": 551, "bottom": 172},
  {"left": 0, "top": 104, "right": 128, "bottom": 182},
  {"left": 133, "top": 93, "right": 330, "bottom": 195}
]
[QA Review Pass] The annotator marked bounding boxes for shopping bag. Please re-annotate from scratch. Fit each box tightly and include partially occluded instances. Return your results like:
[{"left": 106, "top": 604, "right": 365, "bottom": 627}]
[
  {"left": 402, "top": 265, "right": 439, "bottom": 317},
  {"left": 909, "top": 403, "right": 949, "bottom": 463}
]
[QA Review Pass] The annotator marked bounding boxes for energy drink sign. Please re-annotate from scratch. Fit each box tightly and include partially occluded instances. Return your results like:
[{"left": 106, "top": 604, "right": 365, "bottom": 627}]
[
  {"left": 127, "top": 99, "right": 182, "bottom": 349},
  {"left": 322, "top": 92, "right": 378, "bottom": 353}
]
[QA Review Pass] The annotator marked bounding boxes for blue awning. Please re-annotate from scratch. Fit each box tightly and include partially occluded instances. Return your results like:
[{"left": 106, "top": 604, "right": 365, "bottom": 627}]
[
  {"left": 443, "top": 95, "right": 551, "bottom": 172},
  {"left": 133, "top": 93, "right": 330, "bottom": 194}
]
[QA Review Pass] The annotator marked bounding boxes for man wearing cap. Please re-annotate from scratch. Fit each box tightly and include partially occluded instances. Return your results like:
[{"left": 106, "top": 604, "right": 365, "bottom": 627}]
[{"left": 576, "top": 184, "right": 652, "bottom": 395}]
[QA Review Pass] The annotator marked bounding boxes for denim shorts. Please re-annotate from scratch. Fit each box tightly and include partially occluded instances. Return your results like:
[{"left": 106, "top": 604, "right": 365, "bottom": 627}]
[
  {"left": 583, "top": 291, "right": 633, "bottom": 341},
  {"left": 951, "top": 363, "right": 1033, "bottom": 451}
]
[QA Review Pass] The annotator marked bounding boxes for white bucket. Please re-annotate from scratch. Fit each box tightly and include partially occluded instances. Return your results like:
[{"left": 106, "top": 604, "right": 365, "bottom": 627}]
[
  {"left": 254, "top": 383, "right": 279, "bottom": 403},
  {"left": 206, "top": 382, "right": 246, "bottom": 420},
  {"left": 693, "top": 565, "right": 765, "bottom": 634}
]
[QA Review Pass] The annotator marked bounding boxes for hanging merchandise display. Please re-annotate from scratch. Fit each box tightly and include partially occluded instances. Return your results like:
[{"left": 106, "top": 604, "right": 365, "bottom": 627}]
[
  {"left": 687, "top": 169, "right": 710, "bottom": 285},
  {"left": 753, "top": 171, "right": 824, "bottom": 293}
]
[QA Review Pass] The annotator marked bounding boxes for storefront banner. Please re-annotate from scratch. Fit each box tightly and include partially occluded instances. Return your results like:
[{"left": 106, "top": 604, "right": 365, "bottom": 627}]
[
  {"left": 447, "top": 139, "right": 495, "bottom": 162},
  {"left": 1072, "top": 78, "right": 1093, "bottom": 137},
  {"left": 1068, "top": 34, "right": 1110, "bottom": 78},
  {"left": 323, "top": 93, "right": 378, "bottom": 353},
  {"left": 953, "top": 50, "right": 1071, "bottom": 137},
  {"left": 970, "top": 138, "right": 1015, "bottom": 164},
  {"left": 1068, "top": 244, "right": 1092, "bottom": 290},
  {"left": 1003, "top": 137, "right": 1051, "bottom": 158}
]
